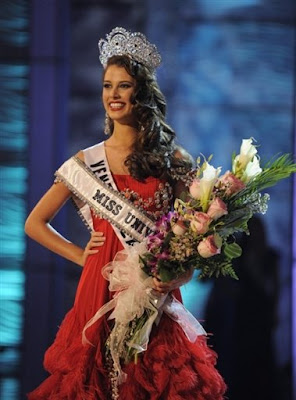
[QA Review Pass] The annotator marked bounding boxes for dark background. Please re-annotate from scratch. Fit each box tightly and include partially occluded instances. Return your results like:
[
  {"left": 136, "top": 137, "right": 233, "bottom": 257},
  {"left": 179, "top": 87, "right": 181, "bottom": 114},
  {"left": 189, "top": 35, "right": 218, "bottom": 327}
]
[{"left": 0, "top": 0, "right": 295, "bottom": 398}]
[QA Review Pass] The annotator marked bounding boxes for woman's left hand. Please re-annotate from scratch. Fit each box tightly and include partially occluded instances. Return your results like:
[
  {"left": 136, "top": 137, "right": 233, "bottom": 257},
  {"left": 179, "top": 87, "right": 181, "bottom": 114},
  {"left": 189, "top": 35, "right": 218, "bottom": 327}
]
[{"left": 152, "top": 268, "right": 194, "bottom": 294}]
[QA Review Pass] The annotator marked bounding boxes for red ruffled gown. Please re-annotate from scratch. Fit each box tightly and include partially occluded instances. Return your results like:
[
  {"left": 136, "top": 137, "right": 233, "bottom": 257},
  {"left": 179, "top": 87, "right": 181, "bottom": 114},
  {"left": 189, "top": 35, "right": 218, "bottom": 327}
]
[{"left": 28, "top": 175, "right": 226, "bottom": 400}]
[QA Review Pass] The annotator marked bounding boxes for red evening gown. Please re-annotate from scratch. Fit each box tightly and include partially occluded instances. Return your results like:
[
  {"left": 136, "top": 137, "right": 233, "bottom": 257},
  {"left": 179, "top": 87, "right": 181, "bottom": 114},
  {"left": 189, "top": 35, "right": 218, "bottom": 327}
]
[{"left": 28, "top": 174, "right": 226, "bottom": 400}]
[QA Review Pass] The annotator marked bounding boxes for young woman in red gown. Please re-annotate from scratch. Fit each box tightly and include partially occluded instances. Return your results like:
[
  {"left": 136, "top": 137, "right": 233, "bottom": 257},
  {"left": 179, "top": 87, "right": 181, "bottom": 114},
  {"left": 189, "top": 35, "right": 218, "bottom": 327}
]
[{"left": 25, "top": 27, "right": 226, "bottom": 399}]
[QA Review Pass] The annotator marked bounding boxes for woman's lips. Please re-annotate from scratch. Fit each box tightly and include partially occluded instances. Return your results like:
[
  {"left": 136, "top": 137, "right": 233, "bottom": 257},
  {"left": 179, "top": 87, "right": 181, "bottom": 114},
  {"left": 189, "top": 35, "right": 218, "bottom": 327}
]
[{"left": 109, "top": 102, "right": 125, "bottom": 111}]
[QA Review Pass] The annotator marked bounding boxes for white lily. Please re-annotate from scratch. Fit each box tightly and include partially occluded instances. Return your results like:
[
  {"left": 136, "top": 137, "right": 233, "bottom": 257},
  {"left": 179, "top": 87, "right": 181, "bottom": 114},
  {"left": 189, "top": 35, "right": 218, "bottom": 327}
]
[
  {"left": 242, "top": 155, "right": 262, "bottom": 182},
  {"left": 233, "top": 138, "right": 258, "bottom": 176},
  {"left": 200, "top": 162, "right": 221, "bottom": 211}
]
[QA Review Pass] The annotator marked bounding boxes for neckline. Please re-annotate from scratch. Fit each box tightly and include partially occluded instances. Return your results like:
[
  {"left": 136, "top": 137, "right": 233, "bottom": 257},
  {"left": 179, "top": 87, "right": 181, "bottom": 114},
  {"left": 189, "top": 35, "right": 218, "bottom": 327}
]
[{"left": 112, "top": 172, "right": 131, "bottom": 177}]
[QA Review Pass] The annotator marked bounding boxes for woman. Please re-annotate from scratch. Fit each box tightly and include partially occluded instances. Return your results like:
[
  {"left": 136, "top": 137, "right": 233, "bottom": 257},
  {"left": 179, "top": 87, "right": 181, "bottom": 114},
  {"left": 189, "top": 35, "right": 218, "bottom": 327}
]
[{"left": 26, "top": 27, "right": 226, "bottom": 399}]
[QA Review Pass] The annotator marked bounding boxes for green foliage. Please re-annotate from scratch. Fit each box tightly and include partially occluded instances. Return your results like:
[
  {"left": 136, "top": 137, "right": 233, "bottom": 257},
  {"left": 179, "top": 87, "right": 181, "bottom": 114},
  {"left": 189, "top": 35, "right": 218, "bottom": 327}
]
[
  {"left": 157, "top": 258, "right": 189, "bottom": 282},
  {"left": 198, "top": 255, "right": 239, "bottom": 280},
  {"left": 224, "top": 242, "right": 242, "bottom": 259},
  {"left": 158, "top": 267, "right": 177, "bottom": 282},
  {"left": 216, "top": 208, "right": 251, "bottom": 237},
  {"left": 248, "top": 154, "right": 296, "bottom": 192},
  {"left": 178, "top": 191, "right": 189, "bottom": 202},
  {"left": 141, "top": 151, "right": 296, "bottom": 283}
]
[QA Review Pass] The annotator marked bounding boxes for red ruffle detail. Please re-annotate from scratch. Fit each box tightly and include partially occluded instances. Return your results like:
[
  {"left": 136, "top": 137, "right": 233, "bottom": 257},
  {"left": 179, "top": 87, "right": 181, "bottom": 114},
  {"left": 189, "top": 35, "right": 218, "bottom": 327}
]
[
  {"left": 27, "top": 173, "right": 226, "bottom": 399},
  {"left": 119, "top": 314, "right": 226, "bottom": 400},
  {"left": 28, "top": 308, "right": 111, "bottom": 400},
  {"left": 28, "top": 311, "right": 226, "bottom": 399}
]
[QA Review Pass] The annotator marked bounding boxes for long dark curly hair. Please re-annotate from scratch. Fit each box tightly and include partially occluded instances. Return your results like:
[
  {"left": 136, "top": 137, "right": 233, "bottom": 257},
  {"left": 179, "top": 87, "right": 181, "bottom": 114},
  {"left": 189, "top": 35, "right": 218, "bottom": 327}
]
[{"left": 103, "top": 55, "right": 192, "bottom": 181}]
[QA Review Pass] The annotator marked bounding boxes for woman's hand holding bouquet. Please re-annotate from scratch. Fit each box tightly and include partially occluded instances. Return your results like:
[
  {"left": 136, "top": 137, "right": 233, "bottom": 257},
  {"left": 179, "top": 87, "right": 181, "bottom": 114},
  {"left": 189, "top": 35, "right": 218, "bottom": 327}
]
[{"left": 85, "top": 138, "right": 296, "bottom": 387}]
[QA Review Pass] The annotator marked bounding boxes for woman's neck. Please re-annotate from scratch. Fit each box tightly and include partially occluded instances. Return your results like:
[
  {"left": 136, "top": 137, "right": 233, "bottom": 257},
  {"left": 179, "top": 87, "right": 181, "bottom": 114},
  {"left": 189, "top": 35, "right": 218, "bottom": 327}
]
[{"left": 107, "top": 123, "right": 138, "bottom": 148}]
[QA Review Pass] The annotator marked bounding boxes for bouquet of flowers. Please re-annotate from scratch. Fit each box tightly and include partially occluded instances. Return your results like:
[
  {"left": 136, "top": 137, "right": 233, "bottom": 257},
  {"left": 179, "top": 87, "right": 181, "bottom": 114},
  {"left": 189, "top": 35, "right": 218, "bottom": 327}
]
[
  {"left": 86, "top": 138, "right": 296, "bottom": 391},
  {"left": 141, "top": 137, "right": 296, "bottom": 281}
]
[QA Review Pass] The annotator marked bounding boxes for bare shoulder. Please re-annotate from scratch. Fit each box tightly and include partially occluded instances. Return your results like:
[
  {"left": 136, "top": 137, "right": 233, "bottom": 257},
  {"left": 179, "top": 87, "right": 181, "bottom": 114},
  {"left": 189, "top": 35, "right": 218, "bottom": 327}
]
[
  {"left": 173, "top": 145, "right": 194, "bottom": 164},
  {"left": 75, "top": 150, "right": 85, "bottom": 161}
]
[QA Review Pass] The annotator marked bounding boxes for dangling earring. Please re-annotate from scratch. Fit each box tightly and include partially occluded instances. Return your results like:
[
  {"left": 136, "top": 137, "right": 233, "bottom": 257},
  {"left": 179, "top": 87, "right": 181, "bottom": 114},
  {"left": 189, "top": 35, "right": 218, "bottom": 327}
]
[{"left": 104, "top": 113, "right": 111, "bottom": 135}]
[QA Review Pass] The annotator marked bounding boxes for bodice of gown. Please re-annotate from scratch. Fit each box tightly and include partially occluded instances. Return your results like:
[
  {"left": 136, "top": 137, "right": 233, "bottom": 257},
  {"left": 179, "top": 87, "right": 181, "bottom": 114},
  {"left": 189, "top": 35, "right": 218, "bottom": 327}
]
[
  {"left": 73, "top": 175, "right": 173, "bottom": 324},
  {"left": 29, "top": 174, "right": 227, "bottom": 400}
]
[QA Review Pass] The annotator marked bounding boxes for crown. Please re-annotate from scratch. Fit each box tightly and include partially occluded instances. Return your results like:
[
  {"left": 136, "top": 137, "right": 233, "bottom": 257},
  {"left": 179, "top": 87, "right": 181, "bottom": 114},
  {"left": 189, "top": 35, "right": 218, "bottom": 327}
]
[{"left": 98, "top": 27, "right": 161, "bottom": 70}]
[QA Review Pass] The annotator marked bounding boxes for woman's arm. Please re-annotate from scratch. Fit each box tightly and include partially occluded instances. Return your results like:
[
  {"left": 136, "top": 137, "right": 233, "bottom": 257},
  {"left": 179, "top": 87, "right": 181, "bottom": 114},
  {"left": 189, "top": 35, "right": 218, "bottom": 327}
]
[
  {"left": 25, "top": 182, "right": 88, "bottom": 266},
  {"left": 25, "top": 182, "right": 106, "bottom": 267},
  {"left": 25, "top": 150, "right": 105, "bottom": 267}
]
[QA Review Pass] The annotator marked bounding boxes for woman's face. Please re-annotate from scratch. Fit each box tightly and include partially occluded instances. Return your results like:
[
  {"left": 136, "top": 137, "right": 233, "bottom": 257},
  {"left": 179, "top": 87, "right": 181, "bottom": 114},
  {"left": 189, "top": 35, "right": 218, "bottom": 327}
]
[{"left": 102, "top": 64, "right": 136, "bottom": 126}]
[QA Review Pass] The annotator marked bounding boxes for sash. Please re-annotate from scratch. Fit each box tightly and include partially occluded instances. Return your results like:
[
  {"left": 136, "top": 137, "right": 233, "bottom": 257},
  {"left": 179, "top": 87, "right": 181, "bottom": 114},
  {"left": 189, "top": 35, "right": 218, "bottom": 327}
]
[
  {"left": 56, "top": 142, "right": 206, "bottom": 385},
  {"left": 55, "top": 144, "right": 155, "bottom": 246},
  {"left": 84, "top": 142, "right": 140, "bottom": 246}
]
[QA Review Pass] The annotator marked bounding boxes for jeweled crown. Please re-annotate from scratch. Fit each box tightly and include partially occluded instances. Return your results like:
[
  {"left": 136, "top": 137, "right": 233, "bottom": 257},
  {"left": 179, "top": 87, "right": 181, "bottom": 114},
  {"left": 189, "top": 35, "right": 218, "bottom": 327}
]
[{"left": 98, "top": 27, "right": 161, "bottom": 70}]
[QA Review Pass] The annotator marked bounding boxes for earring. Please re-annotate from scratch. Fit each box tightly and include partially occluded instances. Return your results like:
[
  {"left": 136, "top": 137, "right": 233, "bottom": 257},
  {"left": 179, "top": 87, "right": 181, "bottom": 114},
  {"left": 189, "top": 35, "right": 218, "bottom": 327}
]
[{"left": 104, "top": 113, "right": 111, "bottom": 135}]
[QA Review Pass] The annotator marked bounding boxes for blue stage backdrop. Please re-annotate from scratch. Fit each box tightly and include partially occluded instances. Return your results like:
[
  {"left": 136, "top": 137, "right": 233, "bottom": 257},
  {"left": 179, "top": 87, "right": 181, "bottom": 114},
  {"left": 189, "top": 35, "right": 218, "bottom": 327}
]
[
  {"left": 1, "top": 0, "right": 294, "bottom": 399},
  {"left": 68, "top": 1, "right": 295, "bottom": 399},
  {"left": 0, "top": 1, "right": 29, "bottom": 399}
]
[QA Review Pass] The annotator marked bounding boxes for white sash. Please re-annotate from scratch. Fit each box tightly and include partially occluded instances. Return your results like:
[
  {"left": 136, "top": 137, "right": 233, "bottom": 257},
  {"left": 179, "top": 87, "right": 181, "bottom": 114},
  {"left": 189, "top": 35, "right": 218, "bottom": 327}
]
[
  {"left": 84, "top": 142, "right": 139, "bottom": 247},
  {"left": 55, "top": 142, "right": 206, "bottom": 382},
  {"left": 55, "top": 143, "right": 155, "bottom": 247}
]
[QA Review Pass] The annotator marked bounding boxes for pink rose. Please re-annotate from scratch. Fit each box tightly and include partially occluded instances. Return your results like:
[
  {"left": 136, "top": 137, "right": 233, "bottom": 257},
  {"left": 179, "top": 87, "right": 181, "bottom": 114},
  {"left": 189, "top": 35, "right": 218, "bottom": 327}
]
[
  {"left": 172, "top": 220, "right": 187, "bottom": 236},
  {"left": 189, "top": 179, "right": 201, "bottom": 199},
  {"left": 207, "top": 197, "right": 228, "bottom": 220},
  {"left": 218, "top": 171, "right": 245, "bottom": 196},
  {"left": 197, "top": 235, "right": 221, "bottom": 258},
  {"left": 190, "top": 212, "right": 212, "bottom": 234}
]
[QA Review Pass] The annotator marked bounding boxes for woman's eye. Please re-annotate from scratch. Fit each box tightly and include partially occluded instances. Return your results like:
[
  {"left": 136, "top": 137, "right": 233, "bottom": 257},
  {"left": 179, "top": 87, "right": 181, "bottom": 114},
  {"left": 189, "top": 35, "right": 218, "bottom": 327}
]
[
  {"left": 120, "top": 83, "right": 132, "bottom": 89},
  {"left": 103, "top": 82, "right": 133, "bottom": 89}
]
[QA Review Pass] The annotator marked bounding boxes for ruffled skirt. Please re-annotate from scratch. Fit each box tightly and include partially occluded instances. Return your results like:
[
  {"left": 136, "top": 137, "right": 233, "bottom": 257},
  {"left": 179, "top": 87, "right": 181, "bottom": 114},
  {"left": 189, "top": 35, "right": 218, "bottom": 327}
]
[{"left": 28, "top": 307, "right": 226, "bottom": 400}]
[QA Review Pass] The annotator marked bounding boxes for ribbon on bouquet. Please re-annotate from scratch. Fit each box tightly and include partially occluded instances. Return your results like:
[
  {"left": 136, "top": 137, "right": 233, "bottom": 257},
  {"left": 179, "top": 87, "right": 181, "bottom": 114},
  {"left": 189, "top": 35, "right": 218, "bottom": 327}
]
[{"left": 82, "top": 242, "right": 206, "bottom": 385}]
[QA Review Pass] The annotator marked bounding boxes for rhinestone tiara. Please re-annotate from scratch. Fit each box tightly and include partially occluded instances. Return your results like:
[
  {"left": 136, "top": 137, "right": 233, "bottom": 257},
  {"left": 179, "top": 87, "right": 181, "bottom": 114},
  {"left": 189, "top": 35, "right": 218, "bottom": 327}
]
[{"left": 98, "top": 27, "right": 161, "bottom": 70}]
